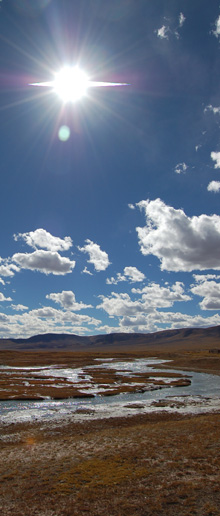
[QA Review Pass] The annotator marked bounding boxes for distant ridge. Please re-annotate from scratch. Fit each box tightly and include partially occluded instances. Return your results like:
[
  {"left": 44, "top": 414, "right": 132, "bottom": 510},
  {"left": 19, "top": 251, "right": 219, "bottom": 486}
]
[{"left": 0, "top": 325, "right": 220, "bottom": 351}]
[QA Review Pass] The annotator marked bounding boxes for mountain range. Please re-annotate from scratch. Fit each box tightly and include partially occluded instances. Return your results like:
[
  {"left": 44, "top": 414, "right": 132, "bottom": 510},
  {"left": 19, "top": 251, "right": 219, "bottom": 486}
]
[{"left": 0, "top": 325, "right": 220, "bottom": 351}]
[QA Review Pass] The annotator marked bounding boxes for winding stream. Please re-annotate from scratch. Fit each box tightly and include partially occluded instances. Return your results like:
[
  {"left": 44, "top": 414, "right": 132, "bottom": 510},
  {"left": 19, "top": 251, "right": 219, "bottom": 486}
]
[{"left": 0, "top": 358, "right": 220, "bottom": 425}]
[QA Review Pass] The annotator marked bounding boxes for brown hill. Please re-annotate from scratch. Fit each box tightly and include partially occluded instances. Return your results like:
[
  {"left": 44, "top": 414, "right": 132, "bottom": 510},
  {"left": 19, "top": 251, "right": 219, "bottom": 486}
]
[{"left": 0, "top": 325, "right": 220, "bottom": 352}]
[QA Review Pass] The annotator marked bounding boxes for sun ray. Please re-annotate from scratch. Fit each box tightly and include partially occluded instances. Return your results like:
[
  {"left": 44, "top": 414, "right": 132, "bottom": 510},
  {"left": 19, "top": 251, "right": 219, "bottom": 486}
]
[{"left": 29, "top": 65, "right": 129, "bottom": 103}]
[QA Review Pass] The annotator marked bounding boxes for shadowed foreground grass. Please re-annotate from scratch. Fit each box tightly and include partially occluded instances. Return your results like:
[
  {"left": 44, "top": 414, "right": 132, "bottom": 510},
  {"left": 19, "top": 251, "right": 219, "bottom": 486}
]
[{"left": 1, "top": 411, "right": 220, "bottom": 516}]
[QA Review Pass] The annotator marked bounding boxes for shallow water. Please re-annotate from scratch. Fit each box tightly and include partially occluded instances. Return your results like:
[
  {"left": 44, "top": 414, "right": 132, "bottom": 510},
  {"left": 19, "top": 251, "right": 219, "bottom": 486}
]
[{"left": 0, "top": 358, "right": 220, "bottom": 425}]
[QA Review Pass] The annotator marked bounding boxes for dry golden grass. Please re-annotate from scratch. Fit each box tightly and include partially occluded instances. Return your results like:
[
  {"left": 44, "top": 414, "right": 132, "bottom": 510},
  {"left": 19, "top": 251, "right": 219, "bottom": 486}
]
[{"left": 1, "top": 412, "right": 220, "bottom": 515}]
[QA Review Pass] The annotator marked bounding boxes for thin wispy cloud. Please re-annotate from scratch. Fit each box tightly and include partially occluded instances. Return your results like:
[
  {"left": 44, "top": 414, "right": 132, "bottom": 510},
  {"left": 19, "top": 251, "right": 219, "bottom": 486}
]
[
  {"left": 174, "top": 162, "right": 188, "bottom": 174},
  {"left": 156, "top": 12, "right": 186, "bottom": 40},
  {"left": 204, "top": 104, "right": 220, "bottom": 115}
]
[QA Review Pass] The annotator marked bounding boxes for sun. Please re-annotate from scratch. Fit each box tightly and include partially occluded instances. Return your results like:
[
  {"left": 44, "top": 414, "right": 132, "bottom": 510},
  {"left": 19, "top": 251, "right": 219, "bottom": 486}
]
[
  {"left": 29, "top": 67, "right": 129, "bottom": 104},
  {"left": 53, "top": 66, "right": 89, "bottom": 103}
]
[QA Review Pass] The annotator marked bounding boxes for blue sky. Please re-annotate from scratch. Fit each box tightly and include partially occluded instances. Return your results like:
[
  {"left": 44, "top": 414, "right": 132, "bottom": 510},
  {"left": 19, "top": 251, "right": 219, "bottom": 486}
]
[{"left": 1, "top": 0, "right": 220, "bottom": 338}]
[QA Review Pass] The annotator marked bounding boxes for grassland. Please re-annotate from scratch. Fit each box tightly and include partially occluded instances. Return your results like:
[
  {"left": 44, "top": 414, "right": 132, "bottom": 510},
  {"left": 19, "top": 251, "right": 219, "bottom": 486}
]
[{"left": 0, "top": 347, "right": 220, "bottom": 515}]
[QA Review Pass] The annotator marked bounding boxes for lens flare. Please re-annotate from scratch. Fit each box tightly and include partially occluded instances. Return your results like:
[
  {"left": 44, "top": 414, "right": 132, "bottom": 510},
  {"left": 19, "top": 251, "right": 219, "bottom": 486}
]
[{"left": 58, "top": 125, "right": 71, "bottom": 141}]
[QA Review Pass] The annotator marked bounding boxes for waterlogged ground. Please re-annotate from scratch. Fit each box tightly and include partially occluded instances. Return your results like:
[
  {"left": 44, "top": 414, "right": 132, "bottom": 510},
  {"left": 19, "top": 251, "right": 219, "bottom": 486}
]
[
  {"left": 0, "top": 353, "right": 220, "bottom": 425},
  {"left": 0, "top": 357, "right": 189, "bottom": 400}
]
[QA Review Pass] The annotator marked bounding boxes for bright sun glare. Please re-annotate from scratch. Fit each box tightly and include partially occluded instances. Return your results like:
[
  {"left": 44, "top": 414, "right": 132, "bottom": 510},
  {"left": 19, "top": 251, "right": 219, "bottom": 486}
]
[
  {"left": 53, "top": 66, "right": 89, "bottom": 103},
  {"left": 29, "top": 66, "right": 128, "bottom": 104}
]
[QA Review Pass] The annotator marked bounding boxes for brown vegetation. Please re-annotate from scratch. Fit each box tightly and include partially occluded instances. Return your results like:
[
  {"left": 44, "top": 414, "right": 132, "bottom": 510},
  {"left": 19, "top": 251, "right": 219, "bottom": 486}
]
[
  {"left": 1, "top": 412, "right": 220, "bottom": 515},
  {"left": 0, "top": 347, "right": 220, "bottom": 515}
]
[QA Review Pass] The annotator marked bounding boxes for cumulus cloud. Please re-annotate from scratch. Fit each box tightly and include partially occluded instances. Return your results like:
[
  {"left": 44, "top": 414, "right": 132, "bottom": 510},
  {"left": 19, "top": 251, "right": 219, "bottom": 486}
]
[
  {"left": 97, "top": 292, "right": 152, "bottom": 317},
  {"left": 98, "top": 281, "right": 190, "bottom": 317},
  {"left": 207, "top": 181, "right": 220, "bottom": 193},
  {"left": 46, "top": 290, "right": 92, "bottom": 310},
  {"left": 131, "top": 281, "right": 191, "bottom": 306},
  {"left": 78, "top": 239, "right": 110, "bottom": 271},
  {"left": 10, "top": 304, "right": 28, "bottom": 311},
  {"left": 136, "top": 198, "right": 220, "bottom": 271},
  {"left": 12, "top": 250, "right": 75, "bottom": 275},
  {"left": 0, "top": 306, "right": 102, "bottom": 339},
  {"left": 191, "top": 277, "right": 220, "bottom": 310},
  {"left": 14, "top": 228, "right": 72, "bottom": 252},
  {"left": 106, "top": 266, "right": 145, "bottom": 285},
  {"left": 193, "top": 274, "right": 220, "bottom": 283},
  {"left": 119, "top": 311, "right": 220, "bottom": 333},
  {"left": 211, "top": 151, "right": 220, "bottom": 169},
  {"left": 0, "top": 292, "right": 12, "bottom": 302},
  {"left": 174, "top": 162, "right": 188, "bottom": 174},
  {"left": 0, "top": 260, "right": 19, "bottom": 277}
]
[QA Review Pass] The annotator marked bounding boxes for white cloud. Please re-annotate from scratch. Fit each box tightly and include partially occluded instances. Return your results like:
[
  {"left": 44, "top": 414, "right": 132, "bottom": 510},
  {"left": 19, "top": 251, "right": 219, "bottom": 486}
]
[
  {"left": 28, "top": 307, "right": 61, "bottom": 319},
  {"left": 156, "top": 13, "right": 185, "bottom": 40},
  {"left": 12, "top": 250, "right": 75, "bottom": 275},
  {"left": 156, "top": 25, "right": 169, "bottom": 39},
  {"left": 179, "top": 12, "right": 186, "bottom": 27},
  {"left": 207, "top": 181, "right": 220, "bottom": 193},
  {"left": 211, "top": 151, "right": 220, "bottom": 169},
  {"left": 128, "top": 203, "right": 135, "bottom": 210},
  {"left": 78, "top": 239, "right": 110, "bottom": 271},
  {"left": 14, "top": 228, "right": 73, "bottom": 252},
  {"left": 0, "top": 260, "right": 19, "bottom": 277},
  {"left": 106, "top": 266, "right": 145, "bottom": 285},
  {"left": 193, "top": 274, "right": 220, "bottom": 283},
  {"left": 82, "top": 266, "right": 93, "bottom": 276},
  {"left": 174, "top": 162, "right": 188, "bottom": 174},
  {"left": 124, "top": 266, "right": 145, "bottom": 282},
  {"left": 191, "top": 278, "right": 220, "bottom": 310},
  {"left": 0, "top": 278, "right": 5, "bottom": 285},
  {"left": 98, "top": 281, "right": 190, "bottom": 317},
  {"left": 131, "top": 281, "right": 191, "bottom": 307},
  {"left": 213, "top": 15, "right": 220, "bottom": 37},
  {"left": 136, "top": 198, "right": 220, "bottom": 271},
  {"left": 0, "top": 292, "right": 12, "bottom": 302},
  {"left": 97, "top": 292, "right": 152, "bottom": 317},
  {"left": 46, "top": 290, "right": 92, "bottom": 310},
  {"left": 10, "top": 304, "right": 28, "bottom": 311},
  {"left": 0, "top": 305, "right": 102, "bottom": 339},
  {"left": 119, "top": 311, "right": 220, "bottom": 333},
  {"left": 204, "top": 105, "right": 220, "bottom": 115}
]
